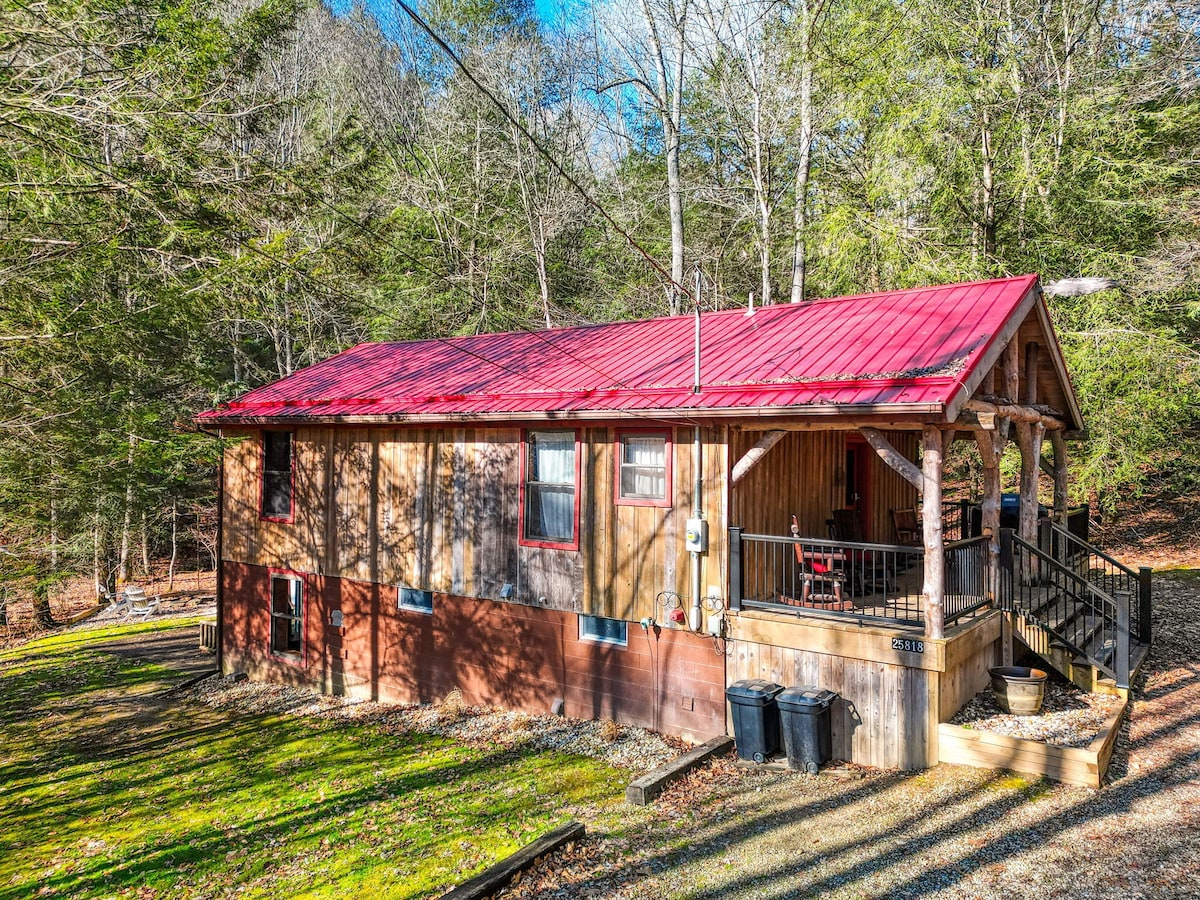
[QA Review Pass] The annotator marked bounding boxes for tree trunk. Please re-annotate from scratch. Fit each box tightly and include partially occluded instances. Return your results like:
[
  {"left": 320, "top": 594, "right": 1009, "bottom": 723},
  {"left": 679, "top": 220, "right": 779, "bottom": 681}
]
[
  {"left": 140, "top": 510, "right": 151, "bottom": 576},
  {"left": 168, "top": 500, "right": 178, "bottom": 592},
  {"left": 790, "top": 0, "right": 814, "bottom": 303},
  {"left": 118, "top": 435, "right": 135, "bottom": 583},
  {"left": 32, "top": 577, "right": 55, "bottom": 629}
]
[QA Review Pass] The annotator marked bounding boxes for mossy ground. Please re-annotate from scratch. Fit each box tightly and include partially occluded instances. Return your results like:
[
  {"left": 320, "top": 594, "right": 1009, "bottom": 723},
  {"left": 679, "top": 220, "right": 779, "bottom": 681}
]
[{"left": 0, "top": 619, "right": 627, "bottom": 899}]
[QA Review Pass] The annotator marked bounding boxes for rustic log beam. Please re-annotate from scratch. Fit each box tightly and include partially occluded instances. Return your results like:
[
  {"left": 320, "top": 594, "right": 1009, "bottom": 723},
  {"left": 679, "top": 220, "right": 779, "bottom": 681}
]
[
  {"left": 964, "top": 399, "right": 1066, "bottom": 431},
  {"left": 974, "top": 430, "right": 1004, "bottom": 603},
  {"left": 1050, "top": 429, "right": 1069, "bottom": 530},
  {"left": 1002, "top": 338, "right": 1020, "bottom": 407},
  {"left": 921, "top": 426, "right": 945, "bottom": 640},
  {"left": 1024, "top": 342, "right": 1040, "bottom": 406},
  {"left": 730, "top": 430, "right": 787, "bottom": 486},
  {"left": 860, "top": 427, "right": 923, "bottom": 491},
  {"left": 1015, "top": 421, "right": 1046, "bottom": 583}
]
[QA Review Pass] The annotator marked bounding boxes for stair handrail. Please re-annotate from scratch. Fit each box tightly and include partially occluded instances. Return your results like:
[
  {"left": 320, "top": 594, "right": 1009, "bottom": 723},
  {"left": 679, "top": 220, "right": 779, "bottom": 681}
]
[
  {"left": 1042, "top": 518, "right": 1152, "bottom": 644},
  {"left": 1005, "top": 530, "right": 1128, "bottom": 685},
  {"left": 1044, "top": 519, "right": 1137, "bottom": 582}
]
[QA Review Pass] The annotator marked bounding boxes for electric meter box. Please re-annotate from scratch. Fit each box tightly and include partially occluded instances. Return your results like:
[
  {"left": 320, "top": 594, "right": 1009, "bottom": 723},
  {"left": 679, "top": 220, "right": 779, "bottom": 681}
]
[{"left": 685, "top": 517, "right": 708, "bottom": 552}]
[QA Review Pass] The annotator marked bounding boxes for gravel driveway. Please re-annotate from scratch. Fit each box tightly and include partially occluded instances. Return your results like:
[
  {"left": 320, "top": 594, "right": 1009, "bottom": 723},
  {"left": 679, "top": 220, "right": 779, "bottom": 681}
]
[{"left": 501, "top": 572, "right": 1200, "bottom": 899}]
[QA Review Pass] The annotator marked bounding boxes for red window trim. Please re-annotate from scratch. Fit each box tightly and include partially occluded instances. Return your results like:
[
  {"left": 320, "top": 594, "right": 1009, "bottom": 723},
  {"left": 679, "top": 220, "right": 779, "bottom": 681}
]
[
  {"left": 267, "top": 568, "right": 307, "bottom": 668},
  {"left": 613, "top": 428, "right": 673, "bottom": 508},
  {"left": 259, "top": 429, "right": 295, "bottom": 524},
  {"left": 518, "top": 428, "right": 582, "bottom": 551}
]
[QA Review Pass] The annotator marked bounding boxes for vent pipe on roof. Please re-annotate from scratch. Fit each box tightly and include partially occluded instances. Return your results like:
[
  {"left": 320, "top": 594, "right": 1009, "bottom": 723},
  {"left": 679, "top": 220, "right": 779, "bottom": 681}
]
[
  {"left": 746, "top": 291, "right": 755, "bottom": 316},
  {"left": 692, "top": 269, "right": 702, "bottom": 395}
]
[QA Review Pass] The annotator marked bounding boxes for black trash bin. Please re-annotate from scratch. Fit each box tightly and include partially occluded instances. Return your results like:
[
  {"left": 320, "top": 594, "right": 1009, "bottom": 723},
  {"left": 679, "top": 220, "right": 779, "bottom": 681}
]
[
  {"left": 777, "top": 686, "right": 837, "bottom": 773},
  {"left": 725, "top": 679, "right": 784, "bottom": 763}
]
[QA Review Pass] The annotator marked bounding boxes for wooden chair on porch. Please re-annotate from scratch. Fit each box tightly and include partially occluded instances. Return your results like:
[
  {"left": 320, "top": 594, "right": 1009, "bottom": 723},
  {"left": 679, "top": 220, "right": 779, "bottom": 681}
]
[
  {"left": 826, "top": 508, "right": 891, "bottom": 595},
  {"left": 789, "top": 514, "right": 846, "bottom": 606},
  {"left": 891, "top": 508, "right": 921, "bottom": 546}
]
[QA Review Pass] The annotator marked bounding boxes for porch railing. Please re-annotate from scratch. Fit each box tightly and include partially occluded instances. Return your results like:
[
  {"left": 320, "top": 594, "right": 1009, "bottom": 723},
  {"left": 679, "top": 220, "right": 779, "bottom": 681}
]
[
  {"left": 1000, "top": 528, "right": 1136, "bottom": 688},
  {"left": 728, "top": 528, "right": 994, "bottom": 628}
]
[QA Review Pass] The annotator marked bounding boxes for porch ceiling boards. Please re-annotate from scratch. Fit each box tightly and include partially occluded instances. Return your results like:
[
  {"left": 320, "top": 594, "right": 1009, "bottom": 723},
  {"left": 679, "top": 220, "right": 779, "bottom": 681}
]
[{"left": 200, "top": 275, "right": 1071, "bottom": 427}]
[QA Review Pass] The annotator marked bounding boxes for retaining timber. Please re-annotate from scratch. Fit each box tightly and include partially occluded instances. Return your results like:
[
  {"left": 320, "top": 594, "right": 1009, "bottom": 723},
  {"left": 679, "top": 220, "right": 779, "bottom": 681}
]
[
  {"left": 441, "top": 820, "right": 585, "bottom": 900},
  {"left": 937, "top": 698, "right": 1127, "bottom": 788},
  {"left": 625, "top": 736, "right": 735, "bottom": 806}
]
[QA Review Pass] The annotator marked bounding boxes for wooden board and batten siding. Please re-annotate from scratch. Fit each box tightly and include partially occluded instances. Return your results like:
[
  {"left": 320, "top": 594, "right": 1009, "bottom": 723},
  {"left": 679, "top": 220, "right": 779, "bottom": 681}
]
[
  {"left": 730, "top": 429, "right": 919, "bottom": 543},
  {"left": 727, "top": 610, "right": 1003, "bottom": 770},
  {"left": 221, "top": 425, "right": 726, "bottom": 624}
]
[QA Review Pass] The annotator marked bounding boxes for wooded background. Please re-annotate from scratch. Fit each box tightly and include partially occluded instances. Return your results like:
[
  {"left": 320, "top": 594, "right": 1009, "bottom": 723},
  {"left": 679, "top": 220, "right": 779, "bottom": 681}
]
[{"left": 2, "top": 0, "right": 1197, "bottom": 617}]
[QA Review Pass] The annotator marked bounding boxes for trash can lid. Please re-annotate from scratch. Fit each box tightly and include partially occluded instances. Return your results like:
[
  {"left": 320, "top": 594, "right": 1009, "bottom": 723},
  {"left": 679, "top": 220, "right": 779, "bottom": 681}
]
[
  {"left": 725, "top": 678, "right": 784, "bottom": 704},
  {"left": 777, "top": 686, "right": 837, "bottom": 710}
]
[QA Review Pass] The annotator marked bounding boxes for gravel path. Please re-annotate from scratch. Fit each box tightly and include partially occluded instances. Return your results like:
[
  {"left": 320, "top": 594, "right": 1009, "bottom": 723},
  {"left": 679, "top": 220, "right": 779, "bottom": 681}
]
[{"left": 499, "top": 572, "right": 1200, "bottom": 899}]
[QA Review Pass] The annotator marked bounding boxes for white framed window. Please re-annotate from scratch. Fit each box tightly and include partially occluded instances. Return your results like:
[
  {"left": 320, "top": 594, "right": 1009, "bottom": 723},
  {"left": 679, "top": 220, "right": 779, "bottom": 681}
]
[
  {"left": 398, "top": 587, "right": 433, "bottom": 614},
  {"left": 616, "top": 430, "right": 671, "bottom": 506},
  {"left": 580, "top": 615, "right": 628, "bottom": 647}
]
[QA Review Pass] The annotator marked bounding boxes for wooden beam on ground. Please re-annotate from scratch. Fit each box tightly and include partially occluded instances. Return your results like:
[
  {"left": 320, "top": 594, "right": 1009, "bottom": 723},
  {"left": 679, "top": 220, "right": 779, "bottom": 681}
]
[
  {"left": 860, "top": 427, "right": 923, "bottom": 491},
  {"left": 625, "top": 736, "right": 734, "bottom": 805},
  {"left": 441, "top": 821, "right": 586, "bottom": 900},
  {"left": 921, "top": 426, "right": 945, "bottom": 640},
  {"left": 730, "top": 430, "right": 787, "bottom": 486}
]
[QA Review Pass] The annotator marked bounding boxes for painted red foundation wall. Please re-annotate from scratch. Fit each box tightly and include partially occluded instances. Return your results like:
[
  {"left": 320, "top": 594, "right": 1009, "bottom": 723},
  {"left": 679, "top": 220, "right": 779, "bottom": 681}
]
[{"left": 221, "top": 561, "right": 726, "bottom": 742}]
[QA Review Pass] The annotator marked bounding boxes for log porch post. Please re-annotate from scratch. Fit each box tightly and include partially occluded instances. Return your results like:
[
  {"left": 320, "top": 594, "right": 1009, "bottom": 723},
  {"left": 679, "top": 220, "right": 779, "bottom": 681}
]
[{"left": 921, "top": 426, "right": 945, "bottom": 640}]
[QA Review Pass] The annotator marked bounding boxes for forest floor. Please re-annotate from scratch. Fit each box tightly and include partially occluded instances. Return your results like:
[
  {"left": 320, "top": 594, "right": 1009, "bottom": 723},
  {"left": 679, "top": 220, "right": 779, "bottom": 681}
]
[{"left": 0, "top": 568, "right": 215, "bottom": 651}]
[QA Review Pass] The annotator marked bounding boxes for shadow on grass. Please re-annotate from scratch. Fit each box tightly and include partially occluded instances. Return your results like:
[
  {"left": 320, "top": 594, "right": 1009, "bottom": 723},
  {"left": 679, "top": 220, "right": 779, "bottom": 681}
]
[{"left": 0, "top": 625, "right": 622, "bottom": 900}]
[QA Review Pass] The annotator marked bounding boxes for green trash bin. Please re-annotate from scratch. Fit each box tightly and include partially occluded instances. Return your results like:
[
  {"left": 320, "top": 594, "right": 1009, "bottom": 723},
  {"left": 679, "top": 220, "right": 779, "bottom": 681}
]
[
  {"left": 777, "top": 686, "right": 837, "bottom": 773},
  {"left": 725, "top": 679, "right": 784, "bottom": 763}
]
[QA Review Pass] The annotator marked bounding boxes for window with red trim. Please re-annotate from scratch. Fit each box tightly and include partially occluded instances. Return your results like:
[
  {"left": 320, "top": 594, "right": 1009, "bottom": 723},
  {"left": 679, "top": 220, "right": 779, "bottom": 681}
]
[
  {"left": 269, "top": 573, "right": 304, "bottom": 657},
  {"left": 261, "top": 431, "right": 293, "bottom": 520},
  {"left": 521, "top": 429, "right": 579, "bottom": 548},
  {"left": 615, "top": 430, "right": 671, "bottom": 507}
]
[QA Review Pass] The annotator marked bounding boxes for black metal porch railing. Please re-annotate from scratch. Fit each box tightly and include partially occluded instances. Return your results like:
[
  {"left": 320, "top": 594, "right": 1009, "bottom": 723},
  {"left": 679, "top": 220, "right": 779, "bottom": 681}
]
[
  {"left": 944, "top": 535, "right": 993, "bottom": 622},
  {"left": 1001, "top": 528, "right": 1136, "bottom": 688},
  {"left": 728, "top": 529, "right": 995, "bottom": 628}
]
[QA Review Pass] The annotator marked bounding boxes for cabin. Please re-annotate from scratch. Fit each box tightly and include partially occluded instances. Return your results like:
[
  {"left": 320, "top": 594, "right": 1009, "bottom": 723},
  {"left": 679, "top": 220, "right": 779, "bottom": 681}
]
[{"left": 199, "top": 274, "right": 1151, "bottom": 768}]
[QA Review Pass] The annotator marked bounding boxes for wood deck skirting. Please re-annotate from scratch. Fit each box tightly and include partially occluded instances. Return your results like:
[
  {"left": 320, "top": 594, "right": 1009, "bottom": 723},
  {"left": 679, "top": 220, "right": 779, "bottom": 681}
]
[{"left": 726, "top": 608, "right": 1003, "bottom": 770}]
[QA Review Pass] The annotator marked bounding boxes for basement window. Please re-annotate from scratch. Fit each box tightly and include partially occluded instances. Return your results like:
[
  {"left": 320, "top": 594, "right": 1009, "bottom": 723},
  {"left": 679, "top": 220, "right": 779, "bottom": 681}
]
[
  {"left": 398, "top": 587, "right": 434, "bottom": 614},
  {"left": 580, "top": 615, "right": 627, "bottom": 647},
  {"left": 269, "top": 573, "right": 304, "bottom": 658},
  {"left": 261, "top": 431, "right": 294, "bottom": 521}
]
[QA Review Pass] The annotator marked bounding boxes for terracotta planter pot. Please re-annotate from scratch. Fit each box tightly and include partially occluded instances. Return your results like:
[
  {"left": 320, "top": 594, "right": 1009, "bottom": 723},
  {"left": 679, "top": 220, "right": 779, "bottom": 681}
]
[{"left": 989, "top": 665, "right": 1048, "bottom": 715}]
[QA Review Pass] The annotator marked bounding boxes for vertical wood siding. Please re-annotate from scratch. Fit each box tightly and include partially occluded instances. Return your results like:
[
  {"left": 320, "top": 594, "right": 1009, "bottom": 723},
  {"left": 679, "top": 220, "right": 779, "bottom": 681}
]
[
  {"left": 223, "top": 424, "right": 728, "bottom": 623},
  {"left": 729, "top": 429, "right": 919, "bottom": 543}
]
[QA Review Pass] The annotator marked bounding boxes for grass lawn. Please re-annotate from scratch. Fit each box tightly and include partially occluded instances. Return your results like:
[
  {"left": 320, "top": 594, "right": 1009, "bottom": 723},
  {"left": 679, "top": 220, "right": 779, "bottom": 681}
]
[{"left": 0, "top": 619, "right": 629, "bottom": 899}]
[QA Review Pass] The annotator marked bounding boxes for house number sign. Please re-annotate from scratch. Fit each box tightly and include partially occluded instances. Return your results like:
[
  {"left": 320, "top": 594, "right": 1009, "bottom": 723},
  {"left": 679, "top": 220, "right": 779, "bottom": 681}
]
[{"left": 891, "top": 638, "right": 925, "bottom": 653}]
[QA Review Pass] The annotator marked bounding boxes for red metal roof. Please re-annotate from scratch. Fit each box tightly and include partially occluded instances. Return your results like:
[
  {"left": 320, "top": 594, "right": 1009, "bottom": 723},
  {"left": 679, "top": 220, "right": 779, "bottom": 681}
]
[{"left": 199, "top": 275, "right": 1050, "bottom": 425}]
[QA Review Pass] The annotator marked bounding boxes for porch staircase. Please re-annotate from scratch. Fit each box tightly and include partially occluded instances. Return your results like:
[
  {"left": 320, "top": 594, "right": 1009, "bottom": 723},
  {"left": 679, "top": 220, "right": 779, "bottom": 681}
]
[{"left": 999, "top": 523, "right": 1151, "bottom": 698}]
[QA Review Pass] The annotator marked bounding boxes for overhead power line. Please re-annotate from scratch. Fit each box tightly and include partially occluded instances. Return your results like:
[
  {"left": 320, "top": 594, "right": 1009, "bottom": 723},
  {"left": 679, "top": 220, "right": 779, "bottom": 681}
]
[{"left": 391, "top": 0, "right": 695, "bottom": 304}]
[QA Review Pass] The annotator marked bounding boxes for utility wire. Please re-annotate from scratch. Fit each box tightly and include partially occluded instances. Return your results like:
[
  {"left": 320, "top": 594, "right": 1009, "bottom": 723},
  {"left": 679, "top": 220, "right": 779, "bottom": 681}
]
[
  {"left": 9, "top": 0, "right": 704, "bottom": 424},
  {"left": 392, "top": 0, "right": 694, "bottom": 303}
]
